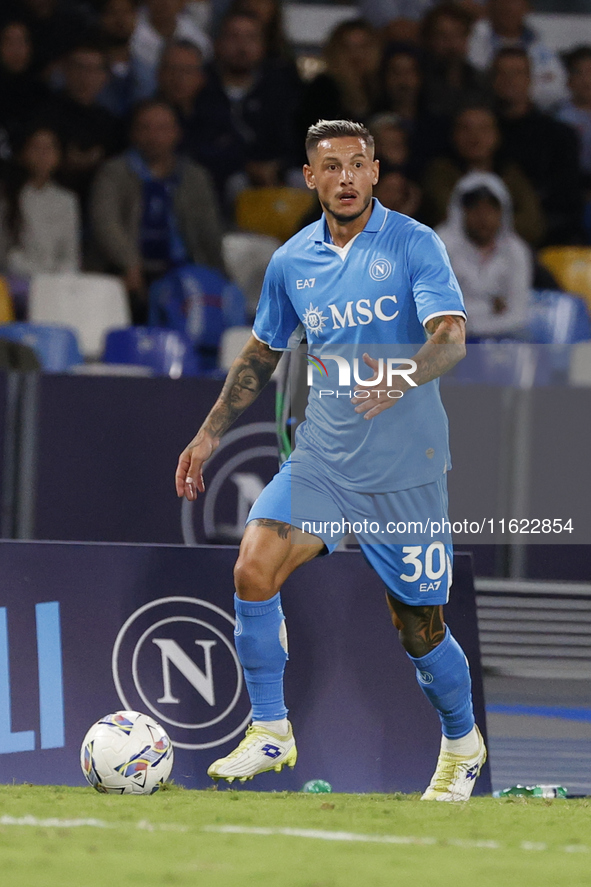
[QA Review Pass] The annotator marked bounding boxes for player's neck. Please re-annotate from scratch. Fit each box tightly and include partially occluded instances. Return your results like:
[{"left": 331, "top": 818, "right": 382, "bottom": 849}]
[{"left": 324, "top": 202, "right": 373, "bottom": 248}]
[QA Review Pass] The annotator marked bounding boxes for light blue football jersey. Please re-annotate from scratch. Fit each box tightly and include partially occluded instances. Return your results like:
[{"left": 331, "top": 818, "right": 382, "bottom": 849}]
[{"left": 253, "top": 199, "right": 466, "bottom": 493}]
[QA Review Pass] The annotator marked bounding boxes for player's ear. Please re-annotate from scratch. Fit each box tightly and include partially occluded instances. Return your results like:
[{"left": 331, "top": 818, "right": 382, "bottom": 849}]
[
  {"left": 303, "top": 164, "right": 316, "bottom": 191},
  {"left": 372, "top": 158, "right": 380, "bottom": 185}
]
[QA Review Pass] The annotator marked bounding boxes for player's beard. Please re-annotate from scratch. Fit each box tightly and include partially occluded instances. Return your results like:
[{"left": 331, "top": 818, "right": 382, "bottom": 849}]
[{"left": 320, "top": 193, "right": 372, "bottom": 225}]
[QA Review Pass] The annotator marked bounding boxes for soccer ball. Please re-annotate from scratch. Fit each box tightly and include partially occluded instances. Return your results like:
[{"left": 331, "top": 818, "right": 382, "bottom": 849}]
[{"left": 80, "top": 711, "right": 174, "bottom": 794}]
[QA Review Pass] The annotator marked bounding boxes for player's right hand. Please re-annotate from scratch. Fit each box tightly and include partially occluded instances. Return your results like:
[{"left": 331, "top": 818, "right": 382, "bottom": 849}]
[{"left": 175, "top": 434, "right": 217, "bottom": 501}]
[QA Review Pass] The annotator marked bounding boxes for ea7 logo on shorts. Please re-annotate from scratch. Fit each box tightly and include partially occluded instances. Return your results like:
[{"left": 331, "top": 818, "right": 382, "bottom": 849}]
[
  {"left": 420, "top": 581, "right": 442, "bottom": 592},
  {"left": 369, "top": 258, "right": 393, "bottom": 281},
  {"left": 296, "top": 278, "right": 316, "bottom": 289}
]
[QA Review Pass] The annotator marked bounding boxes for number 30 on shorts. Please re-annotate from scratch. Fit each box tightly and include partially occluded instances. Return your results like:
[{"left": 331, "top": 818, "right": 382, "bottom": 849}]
[{"left": 400, "top": 543, "right": 448, "bottom": 583}]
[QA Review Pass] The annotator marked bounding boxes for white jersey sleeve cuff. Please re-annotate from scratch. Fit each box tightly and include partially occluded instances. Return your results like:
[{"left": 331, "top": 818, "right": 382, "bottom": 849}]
[
  {"left": 252, "top": 324, "right": 305, "bottom": 351},
  {"left": 422, "top": 310, "right": 467, "bottom": 327}
]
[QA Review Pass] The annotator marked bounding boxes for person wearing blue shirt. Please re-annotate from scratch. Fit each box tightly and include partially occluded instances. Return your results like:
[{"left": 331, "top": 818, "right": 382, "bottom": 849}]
[{"left": 176, "top": 119, "right": 486, "bottom": 801}]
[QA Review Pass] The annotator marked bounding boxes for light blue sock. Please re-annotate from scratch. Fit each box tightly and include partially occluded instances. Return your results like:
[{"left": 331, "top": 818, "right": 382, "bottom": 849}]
[
  {"left": 234, "top": 592, "right": 288, "bottom": 721},
  {"left": 407, "top": 626, "right": 475, "bottom": 739}
]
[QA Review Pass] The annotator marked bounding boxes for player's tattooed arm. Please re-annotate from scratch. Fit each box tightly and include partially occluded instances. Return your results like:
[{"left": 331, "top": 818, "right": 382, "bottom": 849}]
[
  {"left": 412, "top": 314, "right": 466, "bottom": 386},
  {"left": 352, "top": 314, "right": 465, "bottom": 419},
  {"left": 203, "top": 336, "right": 282, "bottom": 439},
  {"left": 175, "top": 336, "right": 281, "bottom": 499}
]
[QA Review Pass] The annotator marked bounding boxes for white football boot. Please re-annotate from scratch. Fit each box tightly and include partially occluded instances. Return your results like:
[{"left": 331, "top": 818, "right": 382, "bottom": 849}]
[
  {"left": 207, "top": 722, "right": 297, "bottom": 783},
  {"left": 421, "top": 725, "right": 487, "bottom": 801}
]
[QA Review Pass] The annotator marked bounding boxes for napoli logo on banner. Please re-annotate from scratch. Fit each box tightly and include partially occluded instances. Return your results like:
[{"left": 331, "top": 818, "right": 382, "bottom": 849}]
[
  {"left": 181, "top": 422, "right": 278, "bottom": 545},
  {"left": 112, "top": 597, "right": 252, "bottom": 750},
  {"left": 369, "top": 258, "right": 393, "bottom": 281}
]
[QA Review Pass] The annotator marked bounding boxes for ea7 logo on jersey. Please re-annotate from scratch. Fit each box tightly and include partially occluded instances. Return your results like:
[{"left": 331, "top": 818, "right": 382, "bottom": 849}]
[
  {"left": 296, "top": 278, "right": 315, "bottom": 289},
  {"left": 328, "top": 296, "right": 399, "bottom": 329},
  {"left": 369, "top": 258, "right": 393, "bottom": 281}
]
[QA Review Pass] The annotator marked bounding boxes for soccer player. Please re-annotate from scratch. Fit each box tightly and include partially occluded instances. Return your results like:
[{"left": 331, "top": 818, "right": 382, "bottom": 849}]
[{"left": 175, "top": 119, "right": 487, "bottom": 801}]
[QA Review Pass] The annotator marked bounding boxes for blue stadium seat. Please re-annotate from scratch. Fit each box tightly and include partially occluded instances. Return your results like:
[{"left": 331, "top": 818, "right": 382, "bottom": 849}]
[
  {"left": 103, "top": 327, "right": 200, "bottom": 377},
  {"left": 0, "top": 323, "right": 83, "bottom": 372},
  {"left": 527, "top": 289, "right": 591, "bottom": 344}
]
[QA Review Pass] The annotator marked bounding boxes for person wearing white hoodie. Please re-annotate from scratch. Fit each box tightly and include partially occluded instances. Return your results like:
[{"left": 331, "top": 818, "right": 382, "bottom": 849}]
[{"left": 437, "top": 170, "right": 532, "bottom": 337}]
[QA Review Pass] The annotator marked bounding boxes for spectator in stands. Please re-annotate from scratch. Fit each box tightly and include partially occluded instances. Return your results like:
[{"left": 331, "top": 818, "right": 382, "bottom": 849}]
[
  {"left": 0, "top": 20, "right": 49, "bottom": 161},
  {"left": 229, "top": 0, "right": 292, "bottom": 61},
  {"left": 375, "top": 169, "right": 421, "bottom": 218},
  {"left": 437, "top": 171, "right": 531, "bottom": 337},
  {"left": 90, "top": 100, "right": 224, "bottom": 322},
  {"left": 1, "top": 0, "right": 93, "bottom": 76},
  {"left": 492, "top": 46, "right": 582, "bottom": 244},
  {"left": 158, "top": 40, "right": 205, "bottom": 126},
  {"left": 157, "top": 39, "right": 236, "bottom": 202},
  {"left": 376, "top": 43, "right": 446, "bottom": 177},
  {"left": 0, "top": 126, "right": 80, "bottom": 307},
  {"left": 557, "top": 46, "right": 591, "bottom": 240},
  {"left": 368, "top": 113, "right": 421, "bottom": 217},
  {"left": 369, "top": 112, "right": 409, "bottom": 170},
  {"left": 41, "top": 43, "right": 123, "bottom": 212},
  {"left": 421, "top": 3, "right": 490, "bottom": 118},
  {"left": 468, "top": 0, "right": 567, "bottom": 111},
  {"left": 97, "top": 0, "right": 153, "bottom": 117},
  {"left": 297, "top": 20, "right": 381, "bottom": 147},
  {"left": 421, "top": 104, "right": 545, "bottom": 244},
  {"left": 130, "top": 0, "right": 211, "bottom": 99},
  {"left": 202, "top": 11, "right": 298, "bottom": 194}
]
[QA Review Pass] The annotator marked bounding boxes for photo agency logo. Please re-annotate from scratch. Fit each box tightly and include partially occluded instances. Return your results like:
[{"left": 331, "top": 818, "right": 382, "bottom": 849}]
[{"left": 306, "top": 352, "right": 417, "bottom": 399}]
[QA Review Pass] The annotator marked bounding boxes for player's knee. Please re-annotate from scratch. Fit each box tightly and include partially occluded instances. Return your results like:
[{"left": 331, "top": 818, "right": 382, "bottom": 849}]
[{"left": 234, "top": 554, "right": 279, "bottom": 602}]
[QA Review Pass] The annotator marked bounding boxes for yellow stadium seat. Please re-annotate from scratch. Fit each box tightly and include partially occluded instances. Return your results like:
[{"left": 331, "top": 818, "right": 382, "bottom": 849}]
[
  {"left": 539, "top": 247, "right": 591, "bottom": 310},
  {"left": 0, "top": 277, "right": 15, "bottom": 324},
  {"left": 236, "top": 187, "right": 316, "bottom": 243}
]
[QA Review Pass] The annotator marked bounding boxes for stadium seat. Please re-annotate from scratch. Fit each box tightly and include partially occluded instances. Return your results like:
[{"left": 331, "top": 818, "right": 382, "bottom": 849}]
[
  {"left": 0, "top": 277, "right": 15, "bottom": 324},
  {"left": 148, "top": 263, "right": 246, "bottom": 371},
  {"left": 569, "top": 342, "right": 591, "bottom": 386},
  {"left": 223, "top": 231, "right": 280, "bottom": 316},
  {"left": 0, "top": 322, "right": 83, "bottom": 372},
  {"left": 527, "top": 289, "right": 591, "bottom": 344},
  {"left": 103, "top": 328, "right": 200, "bottom": 378},
  {"left": 235, "top": 187, "right": 315, "bottom": 243},
  {"left": 219, "top": 326, "right": 253, "bottom": 371},
  {"left": 29, "top": 273, "right": 131, "bottom": 359},
  {"left": 538, "top": 247, "right": 591, "bottom": 310}
]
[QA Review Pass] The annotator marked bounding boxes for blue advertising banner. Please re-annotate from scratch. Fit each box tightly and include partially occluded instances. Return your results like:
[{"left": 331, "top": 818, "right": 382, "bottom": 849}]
[
  {"left": 32, "top": 376, "right": 279, "bottom": 545},
  {"left": 0, "top": 542, "right": 490, "bottom": 794}
]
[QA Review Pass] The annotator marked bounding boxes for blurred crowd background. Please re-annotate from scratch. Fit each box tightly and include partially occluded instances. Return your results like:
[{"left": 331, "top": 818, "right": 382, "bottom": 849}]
[{"left": 0, "top": 0, "right": 591, "bottom": 368}]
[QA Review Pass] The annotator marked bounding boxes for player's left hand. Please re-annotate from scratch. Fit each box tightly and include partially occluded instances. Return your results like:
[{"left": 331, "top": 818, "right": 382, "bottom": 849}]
[{"left": 351, "top": 353, "right": 409, "bottom": 420}]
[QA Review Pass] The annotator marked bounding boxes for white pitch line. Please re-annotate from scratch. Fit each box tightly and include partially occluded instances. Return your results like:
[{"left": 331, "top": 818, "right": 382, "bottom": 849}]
[
  {"left": 203, "top": 825, "right": 589, "bottom": 855},
  {"left": 0, "top": 815, "right": 187, "bottom": 833},
  {"left": 0, "top": 816, "right": 113, "bottom": 829}
]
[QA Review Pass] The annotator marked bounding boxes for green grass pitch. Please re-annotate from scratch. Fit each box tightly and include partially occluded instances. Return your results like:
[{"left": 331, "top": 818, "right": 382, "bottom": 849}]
[{"left": 1, "top": 784, "right": 590, "bottom": 887}]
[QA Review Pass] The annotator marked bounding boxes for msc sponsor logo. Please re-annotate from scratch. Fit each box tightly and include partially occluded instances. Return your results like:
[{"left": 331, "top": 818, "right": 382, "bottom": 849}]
[
  {"left": 112, "top": 597, "right": 252, "bottom": 750},
  {"left": 327, "top": 296, "right": 399, "bottom": 329},
  {"left": 302, "top": 302, "right": 328, "bottom": 337},
  {"left": 369, "top": 258, "right": 394, "bottom": 281}
]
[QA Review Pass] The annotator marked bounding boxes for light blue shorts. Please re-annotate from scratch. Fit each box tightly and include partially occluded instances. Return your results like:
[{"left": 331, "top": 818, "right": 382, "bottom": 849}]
[{"left": 247, "top": 458, "right": 453, "bottom": 606}]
